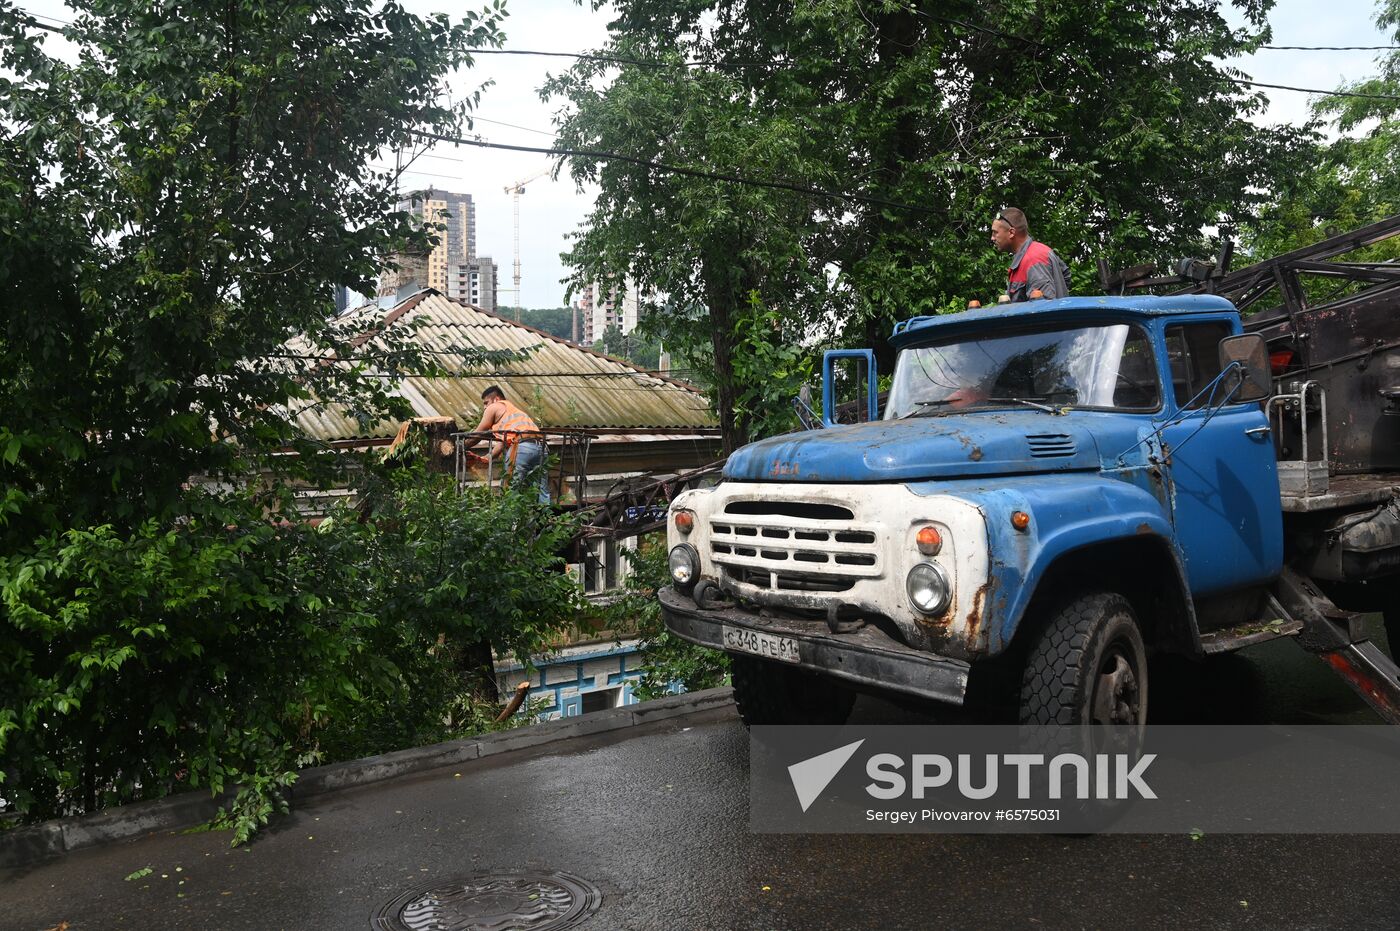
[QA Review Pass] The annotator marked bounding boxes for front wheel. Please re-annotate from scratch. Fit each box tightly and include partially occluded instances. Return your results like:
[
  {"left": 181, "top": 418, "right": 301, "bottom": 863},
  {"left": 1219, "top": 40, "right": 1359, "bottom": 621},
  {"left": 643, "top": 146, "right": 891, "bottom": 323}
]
[
  {"left": 1020, "top": 592, "right": 1148, "bottom": 725},
  {"left": 730, "top": 655, "right": 856, "bottom": 727}
]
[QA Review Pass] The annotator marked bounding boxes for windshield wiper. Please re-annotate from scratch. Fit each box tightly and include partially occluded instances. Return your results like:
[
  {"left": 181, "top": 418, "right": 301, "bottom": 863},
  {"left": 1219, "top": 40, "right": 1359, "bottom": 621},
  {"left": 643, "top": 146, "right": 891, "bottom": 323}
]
[
  {"left": 906, "top": 396, "right": 1067, "bottom": 417},
  {"left": 903, "top": 399, "right": 958, "bottom": 418},
  {"left": 988, "top": 396, "right": 1065, "bottom": 415}
]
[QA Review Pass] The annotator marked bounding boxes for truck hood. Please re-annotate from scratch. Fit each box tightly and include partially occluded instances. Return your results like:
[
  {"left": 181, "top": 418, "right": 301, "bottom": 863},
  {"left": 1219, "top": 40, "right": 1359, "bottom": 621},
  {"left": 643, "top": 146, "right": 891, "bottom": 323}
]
[{"left": 723, "top": 412, "right": 1105, "bottom": 482}]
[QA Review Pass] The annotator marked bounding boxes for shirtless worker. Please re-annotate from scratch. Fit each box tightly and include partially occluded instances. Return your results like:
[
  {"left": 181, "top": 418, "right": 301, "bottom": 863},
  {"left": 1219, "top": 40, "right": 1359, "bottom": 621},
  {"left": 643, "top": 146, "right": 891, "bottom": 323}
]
[{"left": 466, "top": 385, "right": 550, "bottom": 502}]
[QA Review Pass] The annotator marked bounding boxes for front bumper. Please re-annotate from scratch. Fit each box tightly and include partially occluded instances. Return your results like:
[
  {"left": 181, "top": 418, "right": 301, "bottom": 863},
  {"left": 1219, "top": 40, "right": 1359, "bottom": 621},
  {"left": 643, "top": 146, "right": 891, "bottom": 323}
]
[{"left": 660, "top": 585, "right": 970, "bottom": 706}]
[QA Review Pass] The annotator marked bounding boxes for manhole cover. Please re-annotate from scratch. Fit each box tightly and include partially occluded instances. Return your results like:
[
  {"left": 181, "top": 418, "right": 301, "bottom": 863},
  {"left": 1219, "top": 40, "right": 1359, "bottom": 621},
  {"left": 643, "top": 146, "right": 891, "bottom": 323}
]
[{"left": 372, "top": 870, "right": 602, "bottom": 931}]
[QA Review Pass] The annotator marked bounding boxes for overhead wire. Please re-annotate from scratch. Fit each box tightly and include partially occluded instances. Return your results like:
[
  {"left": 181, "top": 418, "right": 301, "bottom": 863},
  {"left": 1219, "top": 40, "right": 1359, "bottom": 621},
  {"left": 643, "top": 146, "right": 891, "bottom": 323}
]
[
  {"left": 409, "top": 130, "right": 941, "bottom": 215},
  {"left": 1261, "top": 44, "right": 1400, "bottom": 51},
  {"left": 18, "top": 6, "right": 1400, "bottom": 223},
  {"left": 1227, "top": 78, "right": 1400, "bottom": 102},
  {"left": 16, "top": 6, "right": 1400, "bottom": 110}
]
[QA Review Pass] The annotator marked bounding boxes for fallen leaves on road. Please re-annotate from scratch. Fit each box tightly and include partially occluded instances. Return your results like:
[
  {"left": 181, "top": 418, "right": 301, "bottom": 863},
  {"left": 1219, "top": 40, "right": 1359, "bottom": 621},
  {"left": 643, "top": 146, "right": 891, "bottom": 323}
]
[{"left": 124, "top": 867, "right": 153, "bottom": 882}]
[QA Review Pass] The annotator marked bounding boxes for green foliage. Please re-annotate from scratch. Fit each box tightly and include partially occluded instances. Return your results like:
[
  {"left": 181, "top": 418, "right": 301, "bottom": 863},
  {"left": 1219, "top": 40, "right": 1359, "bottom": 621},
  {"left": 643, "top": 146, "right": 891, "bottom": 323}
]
[
  {"left": 316, "top": 470, "right": 584, "bottom": 763},
  {"left": 520, "top": 307, "right": 579, "bottom": 341},
  {"left": 606, "top": 537, "right": 728, "bottom": 702},
  {"left": 547, "top": 0, "right": 1304, "bottom": 450},
  {"left": 0, "top": 0, "right": 579, "bottom": 842},
  {"left": 593, "top": 324, "right": 663, "bottom": 371},
  {"left": 1247, "top": 1, "right": 1400, "bottom": 280},
  {"left": 0, "top": 466, "right": 580, "bottom": 841},
  {"left": 730, "top": 297, "right": 814, "bottom": 439},
  {"left": 0, "top": 0, "right": 505, "bottom": 541}
]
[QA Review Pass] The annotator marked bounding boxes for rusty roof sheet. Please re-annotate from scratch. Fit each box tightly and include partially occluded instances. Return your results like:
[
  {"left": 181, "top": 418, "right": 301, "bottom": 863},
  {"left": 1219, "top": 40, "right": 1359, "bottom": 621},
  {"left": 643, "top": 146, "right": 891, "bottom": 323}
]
[{"left": 285, "top": 291, "right": 717, "bottom": 441}]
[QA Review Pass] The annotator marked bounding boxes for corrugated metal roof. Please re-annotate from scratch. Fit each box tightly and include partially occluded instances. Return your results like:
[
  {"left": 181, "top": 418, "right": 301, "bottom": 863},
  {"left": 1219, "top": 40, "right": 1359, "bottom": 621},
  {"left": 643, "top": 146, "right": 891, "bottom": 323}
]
[{"left": 286, "top": 291, "right": 717, "bottom": 442}]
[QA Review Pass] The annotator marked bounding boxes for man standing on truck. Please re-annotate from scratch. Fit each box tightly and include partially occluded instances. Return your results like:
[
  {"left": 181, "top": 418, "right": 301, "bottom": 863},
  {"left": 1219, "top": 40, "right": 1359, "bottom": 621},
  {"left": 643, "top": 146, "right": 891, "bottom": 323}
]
[{"left": 990, "top": 206, "right": 1071, "bottom": 302}]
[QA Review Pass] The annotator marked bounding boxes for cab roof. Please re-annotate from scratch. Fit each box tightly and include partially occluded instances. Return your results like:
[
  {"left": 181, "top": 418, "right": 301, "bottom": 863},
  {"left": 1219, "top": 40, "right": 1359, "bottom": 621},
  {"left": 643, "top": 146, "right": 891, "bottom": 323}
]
[{"left": 890, "top": 294, "right": 1238, "bottom": 347}]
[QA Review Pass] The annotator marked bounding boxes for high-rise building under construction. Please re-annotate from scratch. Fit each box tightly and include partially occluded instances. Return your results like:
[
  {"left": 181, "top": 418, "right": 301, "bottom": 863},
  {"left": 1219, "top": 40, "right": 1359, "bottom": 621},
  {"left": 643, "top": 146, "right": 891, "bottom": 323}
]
[{"left": 376, "top": 189, "right": 497, "bottom": 312}]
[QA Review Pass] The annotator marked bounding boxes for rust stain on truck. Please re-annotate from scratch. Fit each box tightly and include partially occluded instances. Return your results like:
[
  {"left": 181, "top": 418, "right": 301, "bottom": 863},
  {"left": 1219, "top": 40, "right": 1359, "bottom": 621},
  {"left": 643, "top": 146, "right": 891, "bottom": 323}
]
[{"left": 964, "top": 578, "right": 995, "bottom": 646}]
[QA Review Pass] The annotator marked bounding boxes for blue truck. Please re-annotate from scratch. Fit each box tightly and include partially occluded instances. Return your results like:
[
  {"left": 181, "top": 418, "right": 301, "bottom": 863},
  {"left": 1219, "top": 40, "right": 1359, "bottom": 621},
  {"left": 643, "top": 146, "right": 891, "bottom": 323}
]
[{"left": 659, "top": 288, "right": 1400, "bottom": 726}]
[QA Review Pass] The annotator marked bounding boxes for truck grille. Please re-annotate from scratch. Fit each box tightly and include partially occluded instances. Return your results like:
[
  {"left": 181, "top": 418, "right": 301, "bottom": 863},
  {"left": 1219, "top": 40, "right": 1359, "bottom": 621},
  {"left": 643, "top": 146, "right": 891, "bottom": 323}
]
[
  {"left": 709, "top": 502, "right": 881, "bottom": 596},
  {"left": 726, "top": 566, "right": 856, "bottom": 593}
]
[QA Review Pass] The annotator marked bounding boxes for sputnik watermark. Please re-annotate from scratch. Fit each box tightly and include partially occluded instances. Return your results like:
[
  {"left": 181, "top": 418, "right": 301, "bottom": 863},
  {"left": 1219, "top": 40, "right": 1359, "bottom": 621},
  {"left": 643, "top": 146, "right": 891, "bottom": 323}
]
[
  {"left": 786, "top": 740, "right": 1155, "bottom": 813},
  {"left": 787, "top": 739, "right": 865, "bottom": 812},
  {"left": 751, "top": 725, "right": 1400, "bottom": 833},
  {"left": 864, "top": 751, "right": 1156, "bottom": 801}
]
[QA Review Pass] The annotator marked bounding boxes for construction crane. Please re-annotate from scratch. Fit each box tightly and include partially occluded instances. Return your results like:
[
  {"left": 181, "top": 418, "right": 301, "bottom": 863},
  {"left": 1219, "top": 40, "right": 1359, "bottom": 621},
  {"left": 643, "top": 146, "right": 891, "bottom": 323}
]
[{"left": 504, "top": 168, "right": 551, "bottom": 321}]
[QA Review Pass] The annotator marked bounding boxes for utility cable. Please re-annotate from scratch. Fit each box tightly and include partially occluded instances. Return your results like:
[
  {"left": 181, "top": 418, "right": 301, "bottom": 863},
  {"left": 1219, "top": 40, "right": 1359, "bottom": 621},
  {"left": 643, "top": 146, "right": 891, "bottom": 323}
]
[
  {"left": 18, "top": 9, "right": 1400, "bottom": 107},
  {"left": 409, "top": 130, "right": 941, "bottom": 215},
  {"left": 1261, "top": 44, "right": 1400, "bottom": 51},
  {"left": 1226, "top": 78, "right": 1400, "bottom": 101}
]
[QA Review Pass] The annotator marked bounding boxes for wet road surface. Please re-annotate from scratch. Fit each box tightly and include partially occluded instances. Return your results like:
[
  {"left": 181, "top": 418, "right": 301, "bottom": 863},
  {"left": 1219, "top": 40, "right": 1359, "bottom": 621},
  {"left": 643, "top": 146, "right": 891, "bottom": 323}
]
[{"left": 5, "top": 625, "right": 1400, "bottom": 930}]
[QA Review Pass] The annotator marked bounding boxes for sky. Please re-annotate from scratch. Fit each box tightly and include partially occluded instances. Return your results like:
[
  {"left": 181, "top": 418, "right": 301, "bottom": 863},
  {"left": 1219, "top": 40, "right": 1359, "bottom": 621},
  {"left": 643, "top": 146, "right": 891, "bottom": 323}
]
[{"left": 11, "top": 0, "right": 1398, "bottom": 308}]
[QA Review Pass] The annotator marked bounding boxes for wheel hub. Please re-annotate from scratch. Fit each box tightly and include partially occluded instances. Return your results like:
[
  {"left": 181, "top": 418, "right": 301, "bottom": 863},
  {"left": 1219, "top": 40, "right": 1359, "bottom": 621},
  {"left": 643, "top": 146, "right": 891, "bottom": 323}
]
[{"left": 1093, "top": 650, "right": 1141, "bottom": 724}]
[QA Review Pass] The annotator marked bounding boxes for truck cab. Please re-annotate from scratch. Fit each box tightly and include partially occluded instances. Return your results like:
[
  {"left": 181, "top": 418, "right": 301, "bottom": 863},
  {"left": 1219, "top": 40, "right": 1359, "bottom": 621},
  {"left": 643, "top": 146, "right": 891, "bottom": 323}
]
[{"left": 660, "top": 295, "right": 1286, "bottom": 726}]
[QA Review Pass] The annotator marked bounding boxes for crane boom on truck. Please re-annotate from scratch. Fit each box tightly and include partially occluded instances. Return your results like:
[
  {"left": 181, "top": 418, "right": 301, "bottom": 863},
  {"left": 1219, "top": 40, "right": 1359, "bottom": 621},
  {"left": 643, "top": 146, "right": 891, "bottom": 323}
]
[{"left": 660, "top": 219, "right": 1400, "bottom": 726}]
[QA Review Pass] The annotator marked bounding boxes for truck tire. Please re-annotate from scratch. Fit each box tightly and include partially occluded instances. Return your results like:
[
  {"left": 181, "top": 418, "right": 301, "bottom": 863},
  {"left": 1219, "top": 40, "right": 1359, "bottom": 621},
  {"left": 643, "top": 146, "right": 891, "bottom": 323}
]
[
  {"left": 1020, "top": 592, "right": 1148, "bottom": 725},
  {"left": 730, "top": 655, "right": 856, "bottom": 727}
]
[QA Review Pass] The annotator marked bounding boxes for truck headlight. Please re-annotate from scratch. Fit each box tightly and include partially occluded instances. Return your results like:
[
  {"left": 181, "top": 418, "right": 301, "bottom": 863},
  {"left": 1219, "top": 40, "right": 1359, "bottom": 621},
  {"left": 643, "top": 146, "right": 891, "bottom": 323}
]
[
  {"left": 906, "top": 562, "right": 950, "bottom": 615},
  {"left": 669, "top": 544, "right": 700, "bottom": 589}
]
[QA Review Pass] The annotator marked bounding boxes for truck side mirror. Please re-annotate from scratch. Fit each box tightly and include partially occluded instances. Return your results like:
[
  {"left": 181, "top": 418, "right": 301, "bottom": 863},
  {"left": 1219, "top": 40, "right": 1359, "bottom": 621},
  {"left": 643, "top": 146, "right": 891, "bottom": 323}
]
[
  {"left": 822, "top": 349, "right": 879, "bottom": 427},
  {"left": 1219, "top": 333, "right": 1271, "bottom": 403}
]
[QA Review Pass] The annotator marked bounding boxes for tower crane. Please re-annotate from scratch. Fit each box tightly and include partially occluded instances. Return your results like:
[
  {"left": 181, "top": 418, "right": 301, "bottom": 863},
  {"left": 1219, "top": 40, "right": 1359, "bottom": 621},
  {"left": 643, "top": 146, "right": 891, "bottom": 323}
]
[{"left": 504, "top": 168, "right": 551, "bottom": 321}]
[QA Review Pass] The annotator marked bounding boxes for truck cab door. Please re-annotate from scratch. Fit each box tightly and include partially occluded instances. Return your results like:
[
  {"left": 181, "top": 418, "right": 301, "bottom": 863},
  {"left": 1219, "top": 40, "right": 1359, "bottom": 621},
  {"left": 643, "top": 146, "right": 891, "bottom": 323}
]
[{"left": 1160, "top": 321, "right": 1283, "bottom": 595}]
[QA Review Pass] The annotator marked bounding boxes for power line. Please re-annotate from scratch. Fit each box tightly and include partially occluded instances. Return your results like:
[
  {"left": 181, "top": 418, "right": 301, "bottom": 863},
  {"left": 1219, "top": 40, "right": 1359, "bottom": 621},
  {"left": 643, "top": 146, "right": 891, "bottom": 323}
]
[
  {"left": 471, "top": 115, "right": 556, "bottom": 137},
  {"left": 19, "top": 8, "right": 1400, "bottom": 108},
  {"left": 470, "top": 47, "right": 791, "bottom": 70},
  {"left": 1227, "top": 78, "right": 1400, "bottom": 101},
  {"left": 18, "top": 15, "right": 63, "bottom": 33},
  {"left": 472, "top": 49, "right": 1400, "bottom": 108},
  {"left": 410, "top": 130, "right": 941, "bottom": 215},
  {"left": 1261, "top": 44, "right": 1400, "bottom": 51}
]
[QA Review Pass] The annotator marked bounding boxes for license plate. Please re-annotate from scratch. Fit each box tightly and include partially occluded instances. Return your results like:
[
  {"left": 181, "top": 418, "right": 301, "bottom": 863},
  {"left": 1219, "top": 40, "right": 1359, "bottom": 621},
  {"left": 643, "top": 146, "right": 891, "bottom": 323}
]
[{"left": 722, "top": 625, "right": 801, "bottom": 664}]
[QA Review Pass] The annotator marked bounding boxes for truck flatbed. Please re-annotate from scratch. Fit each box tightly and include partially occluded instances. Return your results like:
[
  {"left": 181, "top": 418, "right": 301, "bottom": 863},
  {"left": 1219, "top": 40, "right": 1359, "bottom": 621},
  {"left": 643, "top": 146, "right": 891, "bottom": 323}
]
[{"left": 1280, "top": 472, "right": 1400, "bottom": 513}]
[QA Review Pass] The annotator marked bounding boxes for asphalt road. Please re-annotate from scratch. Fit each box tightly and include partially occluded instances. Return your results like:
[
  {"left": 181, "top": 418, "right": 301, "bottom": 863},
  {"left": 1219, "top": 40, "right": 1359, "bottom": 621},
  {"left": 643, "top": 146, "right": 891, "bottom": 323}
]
[{"left": 4, "top": 628, "right": 1399, "bottom": 931}]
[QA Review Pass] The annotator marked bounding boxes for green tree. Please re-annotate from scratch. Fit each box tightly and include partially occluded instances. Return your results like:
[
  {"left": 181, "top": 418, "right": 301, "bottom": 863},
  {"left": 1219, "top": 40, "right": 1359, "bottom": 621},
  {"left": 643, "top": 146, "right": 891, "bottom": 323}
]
[
  {"left": 1248, "top": 1, "right": 1400, "bottom": 267},
  {"left": 315, "top": 470, "right": 583, "bottom": 767},
  {"left": 0, "top": 0, "right": 522, "bottom": 836},
  {"left": 520, "top": 306, "right": 579, "bottom": 341},
  {"left": 593, "top": 323, "right": 663, "bottom": 370},
  {"left": 604, "top": 537, "right": 727, "bottom": 702},
  {"left": 548, "top": 0, "right": 1305, "bottom": 450}
]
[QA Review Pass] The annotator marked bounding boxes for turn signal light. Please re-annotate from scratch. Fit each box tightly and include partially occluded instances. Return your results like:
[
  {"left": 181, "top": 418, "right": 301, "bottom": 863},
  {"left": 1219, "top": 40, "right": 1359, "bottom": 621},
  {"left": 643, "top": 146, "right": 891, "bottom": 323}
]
[
  {"left": 916, "top": 525, "right": 942, "bottom": 555},
  {"left": 1011, "top": 511, "right": 1031, "bottom": 531},
  {"left": 674, "top": 510, "right": 695, "bottom": 534}
]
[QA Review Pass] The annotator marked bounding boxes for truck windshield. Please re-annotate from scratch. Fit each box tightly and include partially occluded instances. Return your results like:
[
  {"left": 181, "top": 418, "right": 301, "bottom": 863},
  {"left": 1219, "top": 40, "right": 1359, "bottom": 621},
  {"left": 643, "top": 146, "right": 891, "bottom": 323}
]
[{"left": 885, "top": 323, "right": 1160, "bottom": 418}]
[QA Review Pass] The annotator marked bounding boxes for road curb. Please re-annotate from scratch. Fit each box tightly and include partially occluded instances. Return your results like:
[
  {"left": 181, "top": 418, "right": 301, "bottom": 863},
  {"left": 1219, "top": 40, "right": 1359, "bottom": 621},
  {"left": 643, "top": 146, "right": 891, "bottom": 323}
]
[{"left": 0, "top": 686, "right": 734, "bottom": 868}]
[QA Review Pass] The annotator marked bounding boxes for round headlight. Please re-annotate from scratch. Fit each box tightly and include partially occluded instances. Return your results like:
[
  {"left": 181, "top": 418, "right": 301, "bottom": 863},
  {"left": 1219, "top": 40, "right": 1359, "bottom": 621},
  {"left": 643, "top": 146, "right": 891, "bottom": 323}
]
[
  {"left": 669, "top": 543, "right": 699, "bottom": 589},
  {"left": 906, "top": 562, "right": 951, "bottom": 615}
]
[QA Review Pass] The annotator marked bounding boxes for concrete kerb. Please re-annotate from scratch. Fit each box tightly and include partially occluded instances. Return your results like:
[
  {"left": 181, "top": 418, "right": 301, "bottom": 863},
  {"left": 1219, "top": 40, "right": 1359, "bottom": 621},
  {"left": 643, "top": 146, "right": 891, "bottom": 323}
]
[{"left": 0, "top": 686, "right": 734, "bottom": 869}]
